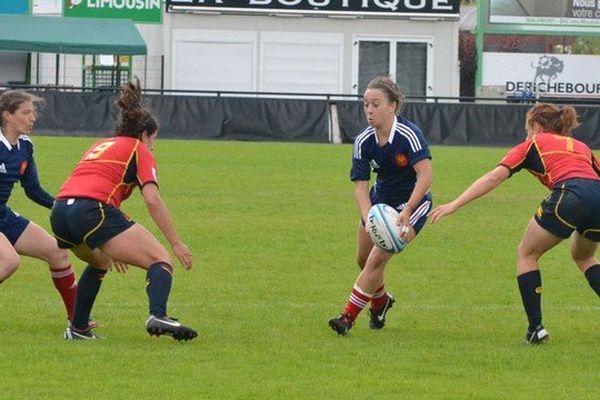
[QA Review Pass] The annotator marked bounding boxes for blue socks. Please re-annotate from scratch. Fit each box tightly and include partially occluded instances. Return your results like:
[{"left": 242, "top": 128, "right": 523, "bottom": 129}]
[
  {"left": 584, "top": 264, "right": 600, "bottom": 297},
  {"left": 72, "top": 265, "right": 106, "bottom": 331},
  {"left": 146, "top": 262, "right": 173, "bottom": 318},
  {"left": 517, "top": 270, "right": 543, "bottom": 331}
]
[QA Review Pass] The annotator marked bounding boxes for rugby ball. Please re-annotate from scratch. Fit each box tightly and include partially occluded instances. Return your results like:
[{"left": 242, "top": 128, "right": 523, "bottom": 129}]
[{"left": 366, "top": 204, "right": 406, "bottom": 253}]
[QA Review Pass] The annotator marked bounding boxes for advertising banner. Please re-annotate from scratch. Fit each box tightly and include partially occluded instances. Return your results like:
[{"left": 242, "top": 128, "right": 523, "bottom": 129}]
[
  {"left": 489, "top": 0, "right": 600, "bottom": 29},
  {"left": 483, "top": 52, "right": 600, "bottom": 98},
  {"left": 0, "top": 0, "right": 29, "bottom": 14},
  {"left": 63, "top": 0, "right": 162, "bottom": 23},
  {"left": 166, "top": 0, "right": 459, "bottom": 18}
]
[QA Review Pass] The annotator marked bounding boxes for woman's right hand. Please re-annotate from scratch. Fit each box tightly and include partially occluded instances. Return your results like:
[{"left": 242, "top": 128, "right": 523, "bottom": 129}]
[{"left": 172, "top": 242, "right": 193, "bottom": 270}]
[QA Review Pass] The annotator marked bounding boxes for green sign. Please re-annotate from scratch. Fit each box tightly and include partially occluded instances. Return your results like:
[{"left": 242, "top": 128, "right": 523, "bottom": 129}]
[{"left": 64, "top": 0, "right": 162, "bottom": 24}]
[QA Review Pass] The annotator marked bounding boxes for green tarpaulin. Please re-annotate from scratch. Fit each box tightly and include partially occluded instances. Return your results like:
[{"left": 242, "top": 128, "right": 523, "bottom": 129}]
[{"left": 0, "top": 14, "right": 147, "bottom": 55}]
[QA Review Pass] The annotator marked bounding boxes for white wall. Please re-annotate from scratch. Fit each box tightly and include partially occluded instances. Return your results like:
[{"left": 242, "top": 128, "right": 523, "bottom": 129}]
[{"left": 164, "top": 13, "right": 460, "bottom": 97}]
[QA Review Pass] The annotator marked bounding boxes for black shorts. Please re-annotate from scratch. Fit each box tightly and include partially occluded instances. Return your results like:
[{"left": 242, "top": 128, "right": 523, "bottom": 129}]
[
  {"left": 535, "top": 179, "right": 600, "bottom": 242},
  {"left": 50, "top": 198, "right": 135, "bottom": 249}
]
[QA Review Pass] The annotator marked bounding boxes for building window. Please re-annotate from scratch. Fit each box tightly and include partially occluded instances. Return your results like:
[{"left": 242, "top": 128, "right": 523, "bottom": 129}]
[{"left": 353, "top": 37, "right": 433, "bottom": 97}]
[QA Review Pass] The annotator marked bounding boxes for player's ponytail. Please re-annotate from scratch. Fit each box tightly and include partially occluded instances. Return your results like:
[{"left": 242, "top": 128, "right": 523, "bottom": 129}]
[
  {"left": 526, "top": 103, "right": 579, "bottom": 137},
  {"left": 0, "top": 91, "right": 44, "bottom": 128},
  {"left": 114, "top": 79, "right": 158, "bottom": 139},
  {"left": 558, "top": 106, "right": 579, "bottom": 137}
]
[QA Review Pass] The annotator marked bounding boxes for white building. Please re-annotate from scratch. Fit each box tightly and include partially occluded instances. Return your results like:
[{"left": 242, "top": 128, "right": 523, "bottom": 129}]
[{"left": 2, "top": 0, "right": 461, "bottom": 99}]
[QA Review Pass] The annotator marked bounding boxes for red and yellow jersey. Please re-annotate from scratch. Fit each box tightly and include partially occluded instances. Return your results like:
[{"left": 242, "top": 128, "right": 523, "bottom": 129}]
[
  {"left": 58, "top": 136, "right": 157, "bottom": 208},
  {"left": 499, "top": 132, "right": 600, "bottom": 189}
]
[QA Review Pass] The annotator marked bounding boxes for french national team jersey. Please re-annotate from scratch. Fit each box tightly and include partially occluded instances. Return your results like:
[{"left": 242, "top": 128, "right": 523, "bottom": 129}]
[
  {"left": 499, "top": 132, "right": 600, "bottom": 189},
  {"left": 351, "top": 116, "right": 431, "bottom": 205},
  {"left": 0, "top": 129, "right": 54, "bottom": 209},
  {"left": 58, "top": 136, "right": 158, "bottom": 208}
]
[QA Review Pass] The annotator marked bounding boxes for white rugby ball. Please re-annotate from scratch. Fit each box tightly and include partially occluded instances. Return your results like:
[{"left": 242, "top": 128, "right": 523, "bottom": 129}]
[{"left": 366, "top": 203, "right": 406, "bottom": 253}]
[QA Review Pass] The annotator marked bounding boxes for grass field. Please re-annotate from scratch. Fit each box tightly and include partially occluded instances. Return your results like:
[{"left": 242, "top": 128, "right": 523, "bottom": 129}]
[{"left": 2, "top": 136, "right": 600, "bottom": 399}]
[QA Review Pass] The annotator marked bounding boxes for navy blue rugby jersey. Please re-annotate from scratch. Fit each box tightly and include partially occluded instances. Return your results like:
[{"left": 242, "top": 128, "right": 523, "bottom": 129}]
[
  {"left": 0, "top": 130, "right": 54, "bottom": 209},
  {"left": 350, "top": 116, "right": 431, "bottom": 205}
]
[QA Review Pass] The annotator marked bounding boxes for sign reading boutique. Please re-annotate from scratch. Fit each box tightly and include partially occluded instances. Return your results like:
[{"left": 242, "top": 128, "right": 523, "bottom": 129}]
[
  {"left": 483, "top": 52, "right": 600, "bottom": 98},
  {"left": 166, "top": 0, "right": 460, "bottom": 18}
]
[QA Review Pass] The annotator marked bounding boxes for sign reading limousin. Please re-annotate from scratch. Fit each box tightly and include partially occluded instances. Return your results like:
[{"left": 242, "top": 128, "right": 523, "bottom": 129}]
[
  {"left": 64, "top": 0, "right": 162, "bottom": 23},
  {"left": 483, "top": 52, "right": 600, "bottom": 98},
  {"left": 166, "top": 0, "right": 460, "bottom": 18}
]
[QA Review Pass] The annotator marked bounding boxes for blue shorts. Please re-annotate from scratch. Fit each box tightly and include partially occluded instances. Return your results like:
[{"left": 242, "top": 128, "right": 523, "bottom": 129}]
[
  {"left": 50, "top": 198, "right": 135, "bottom": 249},
  {"left": 0, "top": 206, "right": 30, "bottom": 245},
  {"left": 365, "top": 190, "right": 433, "bottom": 236},
  {"left": 535, "top": 178, "right": 600, "bottom": 242}
]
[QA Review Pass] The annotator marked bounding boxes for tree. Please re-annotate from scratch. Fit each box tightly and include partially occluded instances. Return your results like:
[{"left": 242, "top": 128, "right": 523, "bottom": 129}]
[{"left": 571, "top": 37, "right": 600, "bottom": 54}]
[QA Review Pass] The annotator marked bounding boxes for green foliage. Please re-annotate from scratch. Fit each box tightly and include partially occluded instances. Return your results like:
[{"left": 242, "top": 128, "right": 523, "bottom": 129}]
[
  {"left": 571, "top": 37, "right": 600, "bottom": 55},
  {"left": 3, "top": 137, "right": 599, "bottom": 399}
]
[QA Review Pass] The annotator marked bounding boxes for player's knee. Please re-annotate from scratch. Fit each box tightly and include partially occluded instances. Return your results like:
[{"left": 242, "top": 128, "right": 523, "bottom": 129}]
[
  {"left": 48, "top": 247, "right": 70, "bottom": 268},
  {"left": 517, "top": 241, "right": 537, "bottom": 261},
  {"left": 571, "top": 250, "right": 596, "bottom": 270},
  {"left": 150, "top": 253, "right": 173, "bottom": 268},
  {"left": 1, "top": 254, "right": 20, "bottom": 279}
]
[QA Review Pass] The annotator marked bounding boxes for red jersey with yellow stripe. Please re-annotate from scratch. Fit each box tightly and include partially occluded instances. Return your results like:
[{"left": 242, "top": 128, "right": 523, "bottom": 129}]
[
  {"left": 58, "top": 136, "right": 157, "bottom": 208},
  {"left": 499, "top": 132, "right": 600, "bottom": 189}
]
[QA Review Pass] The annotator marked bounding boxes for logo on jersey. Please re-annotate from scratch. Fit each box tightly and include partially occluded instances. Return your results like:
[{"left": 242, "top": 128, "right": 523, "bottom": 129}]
[
  {"left": 369, "top": 160, "right": 380, "bottom": 170},
  {"left": 0, "top": 163, "right": 6, "bottom": 174},
  {"left": 395, "top": 153, "right": 409, "bottom": 167},
  {"left": 152, "top": 167, "right": 158, "bottom": 182},
  {"left": 536, "top": 206, "right": 543, "bottom": 218},
  {"left": 19, "top": 161, "right": 28, "bottom": 175}
]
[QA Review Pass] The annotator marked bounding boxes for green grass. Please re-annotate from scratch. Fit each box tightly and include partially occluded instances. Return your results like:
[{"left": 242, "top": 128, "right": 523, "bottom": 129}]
[{"left": 3, "top": 137, "right": 599, "bottom": 399}]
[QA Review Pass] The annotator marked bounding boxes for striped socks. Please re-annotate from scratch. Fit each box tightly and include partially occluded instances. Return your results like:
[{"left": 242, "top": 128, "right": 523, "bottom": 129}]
[
  {"left": 50, "top": 264, "right": 77, "bottom": 320},
  {"left": 342, "top": 284, "right": 372, "bottom": 322},
  {"left": 370, "top": 285, "right": 388, "bottom": 310}
]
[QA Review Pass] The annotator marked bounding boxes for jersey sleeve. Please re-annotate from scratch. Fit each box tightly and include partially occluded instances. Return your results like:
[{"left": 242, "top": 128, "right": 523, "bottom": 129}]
[
  {"left": 135, "top": 145, "right": 158, "bottom": 187},
  {"left": 397, "top": 122, "right": 431, "bottom": 166},
  {"left": 498, "top": 140, "right": 534, "bottom": 176},
  {"left": 350, "top": 140, "right": 371, "bottom": 181},
  {"left": 408, "top": 139, "right": 431, "bottom": 167},
  {"left": 20, "top": 147, "right": 55, "bottom": 209}
]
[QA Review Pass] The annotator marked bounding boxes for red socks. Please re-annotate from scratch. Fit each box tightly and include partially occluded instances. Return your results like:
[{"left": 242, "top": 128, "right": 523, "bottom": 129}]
[
  {"left": 342, "top": 284, "right": 372, "bottom": 322},
  {"left": 50, "top": 265, "right": 77, "bottom": 320},
  {"left": 370, "top": 285, "right": 389, "bottom": 310}
]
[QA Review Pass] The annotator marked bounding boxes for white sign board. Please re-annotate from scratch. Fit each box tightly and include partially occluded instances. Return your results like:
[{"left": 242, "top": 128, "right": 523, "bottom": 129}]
[
  {"left": 482, "top": 52, "right": 600, "bottom": 97},
  {"left": 32, "top": 0, "right": 62, "bottom": 14},
  {"left": 489, "top": 0, "right": 600, "bottom": 28}
]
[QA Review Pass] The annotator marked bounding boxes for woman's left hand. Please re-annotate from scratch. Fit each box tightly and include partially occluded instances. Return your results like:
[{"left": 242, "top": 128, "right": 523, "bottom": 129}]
[{"left": 396, "top": 207, "right": 412, "bottom": 241}]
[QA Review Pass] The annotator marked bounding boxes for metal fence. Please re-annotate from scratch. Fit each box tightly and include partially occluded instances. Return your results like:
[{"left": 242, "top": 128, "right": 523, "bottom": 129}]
[{"left": 26, "top": 54, "right": 165, "bottom": 90}]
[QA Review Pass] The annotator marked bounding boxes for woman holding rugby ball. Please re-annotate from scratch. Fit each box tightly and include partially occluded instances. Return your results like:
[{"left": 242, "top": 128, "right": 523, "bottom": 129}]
[{"left": 328, "top": 76, "right": 433, "bottom": 335}]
